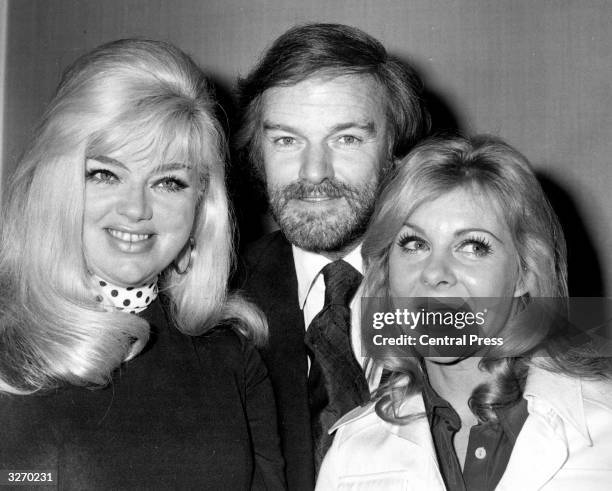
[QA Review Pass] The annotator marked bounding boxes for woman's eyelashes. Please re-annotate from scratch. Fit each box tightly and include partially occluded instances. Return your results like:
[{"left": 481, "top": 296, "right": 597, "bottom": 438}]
[
  {"left": 85, "top": 168, "right": 189, "bottom": 193},
  {"left": 397, "top": 233, "right": 428, "bottom": 253},
  {"left": 457, "top": 236, "right": 493, "bottom": 257},
  {"left": 86, "top": 168, "right": 119, "bottom": 184},
  {"left": 153, "top": 175, "right": 189, "bottom": 192},
  {"left": 396, "top": 232, "right": 493, "bottom": 257}
]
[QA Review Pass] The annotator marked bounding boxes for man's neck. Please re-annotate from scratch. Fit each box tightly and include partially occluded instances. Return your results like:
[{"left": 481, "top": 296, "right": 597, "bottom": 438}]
[{"left": 315, "top": 238, "right": 362, "bottom": 261}]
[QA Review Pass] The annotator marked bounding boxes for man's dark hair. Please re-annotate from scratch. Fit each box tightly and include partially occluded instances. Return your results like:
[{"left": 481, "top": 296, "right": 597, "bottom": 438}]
[{"left": 235, "top": 23, "right": 431, "bottom": 178}]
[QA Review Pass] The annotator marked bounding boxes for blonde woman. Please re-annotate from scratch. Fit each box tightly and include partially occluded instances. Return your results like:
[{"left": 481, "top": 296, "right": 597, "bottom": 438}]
[
  {"left": 0, "top": 39, "right": 285, "bottom": 489},
  {"left": 317, "top": 136, "right": 612, "bottom": 490}
]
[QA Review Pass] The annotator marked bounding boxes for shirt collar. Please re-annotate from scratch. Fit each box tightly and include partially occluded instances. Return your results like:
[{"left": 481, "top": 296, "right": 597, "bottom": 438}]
[
  {"left": 292, "top": 243, "right": 363, "bottom": 310},
  {"left": 421, "top": 366, "right": 528, "bottom": 443},
  {"left": 421, "top": 367, "right": 462, "bottom": 431},
  {"left": 421, "top": 364, "right": 592, "bottom": 443},
  {"left": 334, "top": 366, "right": 596, "bottom": 448},
  {"left": 498, "top": 399, "right": 529, "bottom": 444}
]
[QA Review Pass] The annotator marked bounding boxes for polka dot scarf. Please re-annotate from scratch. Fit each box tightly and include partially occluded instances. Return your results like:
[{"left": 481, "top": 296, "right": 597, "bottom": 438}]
[{"left": 94, "top": 276, "right": 158, "bottom": 314}]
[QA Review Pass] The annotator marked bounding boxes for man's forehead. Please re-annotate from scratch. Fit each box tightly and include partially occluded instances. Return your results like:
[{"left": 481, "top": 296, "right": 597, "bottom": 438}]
[
  {"left": 260, "top": 74, "right": 385, "bottom": 127},
  {"left": 264, "top": 73, "right": 380, "bottom": 99}
]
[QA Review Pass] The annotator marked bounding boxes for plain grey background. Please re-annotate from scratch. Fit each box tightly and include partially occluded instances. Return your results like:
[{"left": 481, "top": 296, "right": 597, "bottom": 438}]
[{"left": 1, "top": 0, "right": 610, "bottom": 295}]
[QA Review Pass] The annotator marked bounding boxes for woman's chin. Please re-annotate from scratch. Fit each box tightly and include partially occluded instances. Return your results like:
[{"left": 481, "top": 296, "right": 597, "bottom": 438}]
[{"left": 92, "top": 268, "right": 159, "bottom": 288}]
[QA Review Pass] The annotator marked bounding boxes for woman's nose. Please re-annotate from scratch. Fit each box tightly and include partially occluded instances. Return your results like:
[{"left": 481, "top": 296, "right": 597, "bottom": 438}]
[
  {"left": 117, "top": 185, "right": 153, "bottom": 221},
  {"left": 420, "top": 253, "right": 457, "bottom": 290},
  {"left": 298, "top": 145, "right": 334, "bottom": 184}
]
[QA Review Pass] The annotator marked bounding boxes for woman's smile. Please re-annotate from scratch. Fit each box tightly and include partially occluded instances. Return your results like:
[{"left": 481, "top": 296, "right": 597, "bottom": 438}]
[
  {"left": 107, "top": 228, "right": 152, "bottom": 242},
  {"left": 105, "top": 228, "right": 157, "bottom": 254}
]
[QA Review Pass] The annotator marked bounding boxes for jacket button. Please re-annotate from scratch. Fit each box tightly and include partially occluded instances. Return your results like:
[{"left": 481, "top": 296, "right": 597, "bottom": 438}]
[{"left": 475, "top": 446, "right": 487, "bottom": 459}]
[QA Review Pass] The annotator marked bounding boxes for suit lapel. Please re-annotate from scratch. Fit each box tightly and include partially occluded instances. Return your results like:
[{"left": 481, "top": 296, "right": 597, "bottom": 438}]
[
  {"left": 243, "top": 232, "right": 314, "bottom": 489},
  {"left": 248, "top": 233, "right": 306, "bottom": 380}
]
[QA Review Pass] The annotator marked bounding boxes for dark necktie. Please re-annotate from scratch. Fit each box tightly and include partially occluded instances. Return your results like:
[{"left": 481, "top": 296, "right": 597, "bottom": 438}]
[{"left": 305, "top": 259, "right": 370, "bottom": 472}]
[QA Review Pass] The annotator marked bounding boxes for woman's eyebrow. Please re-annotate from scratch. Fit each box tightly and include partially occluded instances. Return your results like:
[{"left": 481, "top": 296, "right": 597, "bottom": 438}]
[
  {"left": 153, "top": 162, "right": 192, "bottom": 173},
  {"left": 401, "top": 222, "right": 426, "bottom": 235},
  {"left": 454, "top": 228, "right": 503, "bottom": 243},
  {"left": 87, "top": 157, "right": 191, "bottom": 173},
  {"left": 87, "top": 155, "right": 127, "bottom": 169}
]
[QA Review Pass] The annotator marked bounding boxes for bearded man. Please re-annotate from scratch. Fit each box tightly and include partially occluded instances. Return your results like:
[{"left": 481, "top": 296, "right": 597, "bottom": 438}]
[{"left": 236, "top": 23, "right": 430, "bottom": 490}]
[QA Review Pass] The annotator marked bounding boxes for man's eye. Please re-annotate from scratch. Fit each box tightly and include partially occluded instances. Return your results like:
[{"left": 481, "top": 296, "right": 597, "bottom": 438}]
[
  {"left": 338, "top": 135, "right": 361, "bottom": 145},
  {"left": 274, "top": 136, "right": 296, "bottom": 146},
  {"left": 86, "top": 169, "right": 119, "bottom": 184}
]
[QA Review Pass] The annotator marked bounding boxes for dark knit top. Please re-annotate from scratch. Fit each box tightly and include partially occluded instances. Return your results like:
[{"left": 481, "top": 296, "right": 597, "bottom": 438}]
[{"left": 0, "top": 299, "right": 286, "bottom": 490}]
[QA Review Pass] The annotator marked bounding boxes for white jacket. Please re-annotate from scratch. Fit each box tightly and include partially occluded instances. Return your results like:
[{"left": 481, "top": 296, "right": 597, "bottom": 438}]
[{"left": 316, "top": 367, "right": 612, "bottom": 490}]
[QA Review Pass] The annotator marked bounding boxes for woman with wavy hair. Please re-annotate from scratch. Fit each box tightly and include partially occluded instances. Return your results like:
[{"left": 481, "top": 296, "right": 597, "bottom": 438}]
[
  {"left": 0, "top": 39, "right": 285, "bottom": 489},
  {"left": 317, "top": 136, "right": 612, "bottom": 490}
]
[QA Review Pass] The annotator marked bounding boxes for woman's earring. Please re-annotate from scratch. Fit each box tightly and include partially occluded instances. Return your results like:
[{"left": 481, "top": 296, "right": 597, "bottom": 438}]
[{"left": 173, "top": 237, "right": 196, "bottom": 275}]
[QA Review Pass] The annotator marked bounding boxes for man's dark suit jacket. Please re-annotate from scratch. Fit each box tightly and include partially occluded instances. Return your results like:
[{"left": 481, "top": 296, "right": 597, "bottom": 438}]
[{"left": 241, "top": 231, "right": 315, "bottom": 490}]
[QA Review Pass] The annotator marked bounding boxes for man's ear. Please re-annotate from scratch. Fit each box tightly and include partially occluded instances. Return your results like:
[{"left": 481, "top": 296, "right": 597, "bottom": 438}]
[{"left": 514, "top": 267, "right": 536, "bottom": 298}]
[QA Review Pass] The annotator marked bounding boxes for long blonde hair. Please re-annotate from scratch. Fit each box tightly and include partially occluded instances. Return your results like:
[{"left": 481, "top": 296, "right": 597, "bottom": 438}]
[
  {"left": 362, "top": 135, "right": 588, "bottom": 424},
  {"left": 0, "top": 39, "right": 266, "bottom": 394}
]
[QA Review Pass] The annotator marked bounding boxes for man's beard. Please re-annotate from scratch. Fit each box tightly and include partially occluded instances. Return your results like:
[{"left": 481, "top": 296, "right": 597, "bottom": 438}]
[{"left": 267, "top": 178, "right": 379, "bottom": 253}]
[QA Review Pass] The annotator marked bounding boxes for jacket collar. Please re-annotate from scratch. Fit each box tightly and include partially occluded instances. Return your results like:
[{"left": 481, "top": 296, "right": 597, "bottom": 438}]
[
  {"left": 331, "top": 394, "right": 439, "bottom": 466},
  {"left": 331, "top": 387, "right": 425, "bottom": 431},
  {"left": 498, "top": 366, "right": 588, "bottom": 490},
  {"left": 331, "top": 392, "right": 432, "bottom": 446},
  {"left": 523, "top": 365, "right": 590, "bottom": 444}
]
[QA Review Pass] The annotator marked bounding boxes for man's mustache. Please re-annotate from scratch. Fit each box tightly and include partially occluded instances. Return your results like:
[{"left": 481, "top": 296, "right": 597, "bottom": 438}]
[{"left": 279, "top": 179, "right": 357, "bottom": 200}]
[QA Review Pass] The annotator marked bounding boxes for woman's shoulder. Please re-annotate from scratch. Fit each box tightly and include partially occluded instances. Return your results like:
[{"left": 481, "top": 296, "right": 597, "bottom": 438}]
[
  {"left": 581, "top": 377, "right": 612, "bottom": 410},
  {"left": 195, "top": 324, "right": 247, "bottom": 346},
  {"left": 318, "top": 398, "right": 443, "bottom": 491},
  {"left": 525, "top": 365, "right": 612, "bottom": 409},
  {"left": 331, "top": 399, "right": 405, "bottom": 446},
  {"left": 332, "top": 401, "right": 379, "bottom": 431},
  {"left": 193, "top": 324, "right": 247, "bottom": 353},
  {"left": 524, "top": 366, "right": 612, "bottom": 445},
  {"left": 331, "top": 392, "right": 427, "bottom": 444},
  {"left": 192, "top": 324, "right": 262, "bottom": 372},
  {"left": 325, "top": 401, "right": 394, "bottom": 465}
]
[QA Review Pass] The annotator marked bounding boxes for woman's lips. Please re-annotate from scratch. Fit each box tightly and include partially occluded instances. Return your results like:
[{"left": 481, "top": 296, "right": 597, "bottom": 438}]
[
  {"left": 107, "top": 228, "right": 151, "bottom": 242},
  {"left": 105, "top": 228, "right": 155, "bottom": 253}
]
